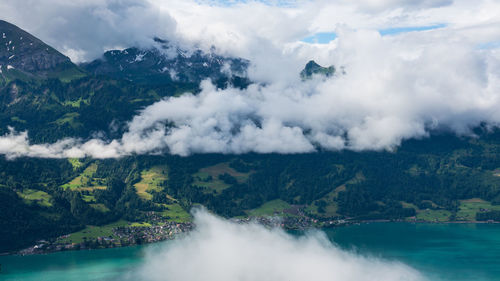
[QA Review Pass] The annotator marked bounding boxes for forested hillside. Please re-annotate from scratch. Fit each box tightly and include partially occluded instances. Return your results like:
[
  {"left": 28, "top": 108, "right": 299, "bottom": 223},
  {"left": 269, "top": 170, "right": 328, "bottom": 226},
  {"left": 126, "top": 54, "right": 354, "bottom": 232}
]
[{"left": 1, "top": 20, "right": 500, "bottom": 253}]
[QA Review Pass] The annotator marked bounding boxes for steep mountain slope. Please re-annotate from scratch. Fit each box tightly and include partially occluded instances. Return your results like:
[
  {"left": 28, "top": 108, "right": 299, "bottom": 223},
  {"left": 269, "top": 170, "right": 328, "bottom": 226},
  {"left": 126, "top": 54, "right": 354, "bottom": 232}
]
[
  {"left": 0, "top": 20, "right": 84, "bottom": 84},
  {"left": 300, "top": 60, "right": 335, "bottom": 79},
  {"left": 1, "top": 20, "right": 500, "bottom": 254},
  {"left": 0, "top": 21, "right": 248, "bottom": 143},
  {"left": 82, "top": 38, "right": 250, "bottom": 88}
]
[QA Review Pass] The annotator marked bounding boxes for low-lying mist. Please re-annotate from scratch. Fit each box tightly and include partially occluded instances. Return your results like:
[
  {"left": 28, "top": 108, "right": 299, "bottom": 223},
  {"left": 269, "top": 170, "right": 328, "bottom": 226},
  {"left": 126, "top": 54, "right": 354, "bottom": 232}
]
[{"left": 124, "top": 209, "right": 424, "bottom": 281}]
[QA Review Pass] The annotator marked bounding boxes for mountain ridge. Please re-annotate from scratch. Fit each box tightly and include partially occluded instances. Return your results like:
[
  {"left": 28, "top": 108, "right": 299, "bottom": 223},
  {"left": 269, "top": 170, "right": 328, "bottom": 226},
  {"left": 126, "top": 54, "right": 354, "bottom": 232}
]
[
  {"left": 0, "top": 20, "right": 85, "bottom": 83},
  {"left": 1, "top": 19, "right": 500, "bottom": 255},
  {"left": 81, "top": 41, "right": 250, "bottom": 87},
  {"left": 0, "top": 20, "right": 252, "bottom": 143},
  {"left": 300, "top": 60, "right": 335, "bottom": 79}
]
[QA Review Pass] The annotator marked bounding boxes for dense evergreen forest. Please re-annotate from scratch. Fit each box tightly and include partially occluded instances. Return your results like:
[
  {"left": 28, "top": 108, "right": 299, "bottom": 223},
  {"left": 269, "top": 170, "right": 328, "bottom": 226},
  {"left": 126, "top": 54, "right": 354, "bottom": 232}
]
[
  {"left": 1, "top": 19, "right": 500, "bottom": 253},
  {"left": 2, "top": 132, "right": 500, "bottom": 252}
]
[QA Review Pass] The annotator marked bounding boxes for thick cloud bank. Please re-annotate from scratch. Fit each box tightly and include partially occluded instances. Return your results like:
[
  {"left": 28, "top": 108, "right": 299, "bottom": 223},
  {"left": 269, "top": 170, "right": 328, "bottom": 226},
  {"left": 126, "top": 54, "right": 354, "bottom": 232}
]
[
  {"left": 1, "top": 29, "right": 500, "bottom": 158},
  {"left": 128, "top": 209, "right": 424, "bottom": 281},
  {"left": 117, "top": 34, "right": 500, "bottom": 156},
  {"left": 1, "top": 0, "right": 500, "bottom": 158},
  {"left": 0, "top": 0, "right": 178, "bottom": 62}
]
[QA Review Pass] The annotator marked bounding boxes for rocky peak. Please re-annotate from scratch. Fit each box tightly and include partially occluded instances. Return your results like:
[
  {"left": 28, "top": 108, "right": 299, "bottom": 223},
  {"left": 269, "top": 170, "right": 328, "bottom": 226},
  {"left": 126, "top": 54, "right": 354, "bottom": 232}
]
[
  {"left": 81, "top": 38, "right": 249, "bottom": 86},
  {"left": 0, "top": 20, "right": 74, "bottom": 78},
  {"left": 300, "top": 60, "right": 335, "bottom": 80}
]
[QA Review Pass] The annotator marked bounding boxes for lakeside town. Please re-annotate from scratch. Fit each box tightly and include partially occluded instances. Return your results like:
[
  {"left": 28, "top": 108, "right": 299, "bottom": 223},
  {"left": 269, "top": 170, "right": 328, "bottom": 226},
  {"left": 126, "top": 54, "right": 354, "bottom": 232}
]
[
  {"left": 8, "top": 195, "right": 500, "bottom": 257},
  {"left": 17, "top": 221, "right": 192, "bottom": 256},
  {"left": 15, "top": 213, "right": 350, "bottom": 256},
  {"left": 14, "top": 210, "right": 499, "bottom": 256}
]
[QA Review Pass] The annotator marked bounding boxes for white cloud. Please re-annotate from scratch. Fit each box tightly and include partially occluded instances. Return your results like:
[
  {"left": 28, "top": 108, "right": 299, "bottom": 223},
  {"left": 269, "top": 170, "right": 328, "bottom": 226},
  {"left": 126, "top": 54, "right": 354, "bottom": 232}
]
[
  {"left": 0, "top": 0, "right": 178, "bottom": 62},
  {"left": 0, "top": 127, "right": 122, "bottom": 159},
  {"left": 118, "top": 29, "right": 499, "bottom": 154},
  {"left": 2, "top": 0, "right": 500, "bottom": 62},
  {"left": 1, "top": 27, "right": 500, "bottom": 158},
  {"left": 125, "top": 209, "right": 424, "bottom": 281},
  {"left": 0, "top": 0, "right": 500, "bottom": 158}
]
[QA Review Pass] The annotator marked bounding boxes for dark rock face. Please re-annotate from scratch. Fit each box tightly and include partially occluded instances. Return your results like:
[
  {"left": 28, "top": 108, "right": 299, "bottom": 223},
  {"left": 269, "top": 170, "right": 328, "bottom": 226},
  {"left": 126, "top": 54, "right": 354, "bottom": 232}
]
[
  {"left": 82, "top": 39, "right": 250, "bottom": 86},
  {"left": 300, "top": 60, "right": 335, "bottom": 80},
  {"left": 0, "top": 20, "right": 72, "bottom": 77}
]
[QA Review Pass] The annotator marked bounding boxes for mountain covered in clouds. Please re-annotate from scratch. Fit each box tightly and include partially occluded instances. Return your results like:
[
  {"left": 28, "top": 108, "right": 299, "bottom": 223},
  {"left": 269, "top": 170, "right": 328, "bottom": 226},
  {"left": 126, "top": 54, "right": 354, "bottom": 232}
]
[
  {"left": 300, "top": 60, "right": 336, "bottom": 80},
  {"left": 2, "top": 19, "right": 500, "bottom": 254},
  {"left": 0, "top": 19, "right": 328, "bottom": 145},
  {"left": 1, "top": 19, "right": 250, "bottom": 90},
  {"left": 0, "top": 20, "right": 251, "bottom": 143},
  {"left": 0, "top": 20, "right": 84, "bottom": 83},
  {"left": 82, "top": 38, "right": 250, "bottom": 88}
]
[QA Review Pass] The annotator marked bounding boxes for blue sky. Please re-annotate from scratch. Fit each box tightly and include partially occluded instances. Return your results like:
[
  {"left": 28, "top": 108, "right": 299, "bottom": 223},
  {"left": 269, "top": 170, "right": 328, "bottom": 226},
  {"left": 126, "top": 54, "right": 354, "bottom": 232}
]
[
  {"left": 199, "top": 0, "right": 295, "bottom": 6},
  {"left": 302, "top": 32, "right": 338, "bottom": 44},
  {"left": 379, "top": 24, "right": 447, "bottom": 36},
  {"left": 302, "top": 24, "right": 447, "bottom": 44},
  {"left": 478, "top": 40, "right": 500, "bottom": 49}
]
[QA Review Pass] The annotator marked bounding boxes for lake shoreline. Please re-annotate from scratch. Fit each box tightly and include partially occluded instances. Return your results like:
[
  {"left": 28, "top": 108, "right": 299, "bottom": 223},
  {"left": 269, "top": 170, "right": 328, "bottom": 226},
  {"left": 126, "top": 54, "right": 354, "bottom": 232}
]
[
  {"left": 2, "top": 221, "right": 499, "bottom": 281},
  {"left": 3, "top": 217, "right": 498, "bottom": 257}
]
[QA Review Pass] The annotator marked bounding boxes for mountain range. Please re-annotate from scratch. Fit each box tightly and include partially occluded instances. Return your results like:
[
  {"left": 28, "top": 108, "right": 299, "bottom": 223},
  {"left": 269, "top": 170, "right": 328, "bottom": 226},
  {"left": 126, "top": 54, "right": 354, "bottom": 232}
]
[
  {"left": 1, "top": 20, "right": 249, "bottom": 86},
  {"left": 1, "top": 19, "right": 500, "bottom": 254}
]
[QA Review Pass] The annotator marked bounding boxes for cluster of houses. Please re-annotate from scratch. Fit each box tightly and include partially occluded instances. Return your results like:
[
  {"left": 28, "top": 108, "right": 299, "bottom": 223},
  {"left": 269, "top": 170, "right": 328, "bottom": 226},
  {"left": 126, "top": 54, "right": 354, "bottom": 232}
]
[
  {"left": 18, "top": 221, "right": 193, "bottom": 255},
  {"left": 232, "top": 215, "right": 348, "bottom": 230},
  {"left": 113, "top": 222, "right": 193, "bottom": 244},
  {"left": 17, "top": 209, "right": 353, "bottom": 255}
]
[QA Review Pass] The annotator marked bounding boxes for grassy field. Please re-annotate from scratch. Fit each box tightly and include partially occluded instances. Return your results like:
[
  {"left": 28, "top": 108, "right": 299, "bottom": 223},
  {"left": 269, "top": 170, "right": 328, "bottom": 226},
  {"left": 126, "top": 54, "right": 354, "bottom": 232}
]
[
  {"left": 52, "top": 112, "right": 83, "bottom": 129},
  {"left": 305, "top": 185, "right": 345, "bottom": 218},
  {"left": 456, "top": 198, "right": 500, "bottom": 221},
  {"left": 61, "top": 163, "right": 106, "bottom": 191},
  {"left": 193, "top": 162, "right": 252, "bottom": 194},
  {"left": 17, "top": 189, "right": 52, "bottom": 207},
  {"left": 416, "top": 209, "right": 452, "bottom": 222},
  {"left": 193, "top": 175, "right": 230, "bottom": 193},
  {"left": 62, "top": 97, "right": 90, "bottom": 108},
  {"left": 401, "top": 201, "right": 419, "bottom": 209},
  {"left": 57, "top": 220, "right": 129, "bottom": 244},
  {"left": 400, "top": 199, "right": 500, "bottom": 222},
  {"left": 49, "top": 64, "right": 87, "bottom": 83},
  {"left": 68, "top": 158, "right": 84, "bottom": 170},
  {"left": 130, "top": 222, "right": 152, "bottom": 227},
  {"left": 134, "top": 166, "right": 168, "bottom": 200},
  {"left": 399, "top": 199, "right": 453, "bottom": 222},
  {"left": 82, "top": 195, "right": 96, "bottom": 203},
  {"left": 247, "top": 199, "right": 291, "bottom": 217},
  {"left": 160, "top": 203, "right": 191, "bottom": 223},
  {"left": 305, "top": 201, "right": 338, "bottom": 218},
  {"left": 303, "top": 173, "right": 364, "bottom": 219}
]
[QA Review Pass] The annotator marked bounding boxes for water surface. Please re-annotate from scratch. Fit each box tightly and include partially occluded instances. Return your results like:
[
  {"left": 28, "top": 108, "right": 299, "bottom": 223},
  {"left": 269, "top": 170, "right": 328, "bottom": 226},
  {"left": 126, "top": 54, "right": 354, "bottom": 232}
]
[
  {"left": 324, "top": 223, "right": 500, "bottom": 281},
  {"left": 0, "top": 223, "right": 498, "bottom": 281}
]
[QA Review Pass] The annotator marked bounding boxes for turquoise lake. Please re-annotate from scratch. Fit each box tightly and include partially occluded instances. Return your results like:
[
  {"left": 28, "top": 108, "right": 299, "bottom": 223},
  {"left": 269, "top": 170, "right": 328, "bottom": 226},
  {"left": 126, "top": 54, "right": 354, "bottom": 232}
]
[{"left": 0, "top": 223, "right": 499, "bottom": 281}]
